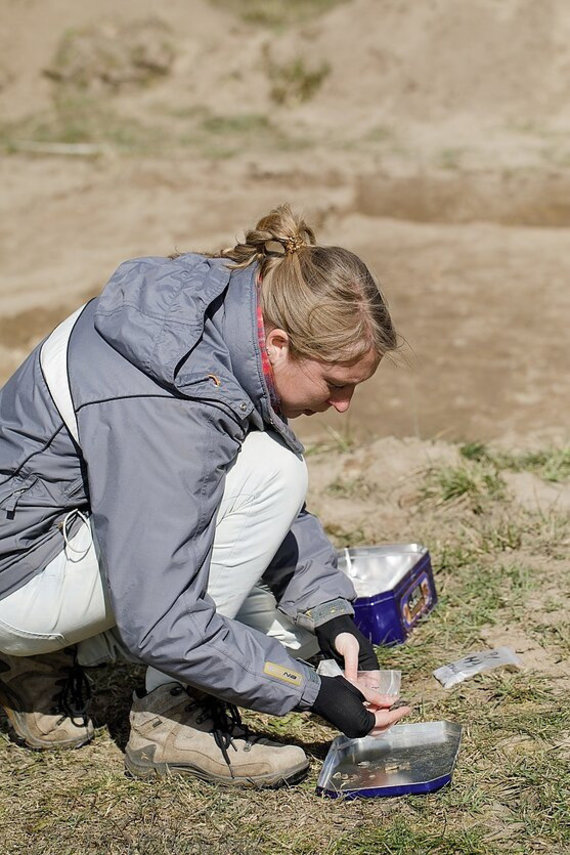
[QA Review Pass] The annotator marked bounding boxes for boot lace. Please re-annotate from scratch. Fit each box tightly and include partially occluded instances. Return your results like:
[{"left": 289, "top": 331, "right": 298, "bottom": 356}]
[
  {"left": 53, "top": 654, "right": 91, "bottom": 728},
  {"left": 195, "top": 695, "right": 261, "bottom": 776}
]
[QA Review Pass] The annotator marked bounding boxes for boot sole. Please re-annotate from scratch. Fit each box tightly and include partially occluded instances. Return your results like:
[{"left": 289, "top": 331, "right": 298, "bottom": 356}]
[{"left": 124, "top": 751, "right": 309, "bottom": 789}]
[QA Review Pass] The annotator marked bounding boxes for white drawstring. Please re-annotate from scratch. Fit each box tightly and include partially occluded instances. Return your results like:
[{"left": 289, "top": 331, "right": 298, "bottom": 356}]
[
  {"left": 62, "top": 509, "right": 93, "bottom": 559},
  {"left": 344, "top": 547, "right": 353, "bottom": 577}
]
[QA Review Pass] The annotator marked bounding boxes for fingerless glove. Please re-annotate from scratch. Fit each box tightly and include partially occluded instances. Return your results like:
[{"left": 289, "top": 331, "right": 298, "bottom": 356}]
[
  {"left": 315, "top": 615, "right": 378, "bottom": 671},
  {"left": 311, "top": 675, "right": 375, "bottom": 738}
]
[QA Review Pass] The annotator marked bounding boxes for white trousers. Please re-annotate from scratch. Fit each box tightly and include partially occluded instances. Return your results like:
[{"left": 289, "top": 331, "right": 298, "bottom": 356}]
[{"left": 0, "top": 431, "right": 319, "bottom": 681}]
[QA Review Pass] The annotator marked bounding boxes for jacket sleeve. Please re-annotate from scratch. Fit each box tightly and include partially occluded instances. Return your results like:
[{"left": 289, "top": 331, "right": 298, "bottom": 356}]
[
  {"left": 262, "top": 505, "right": 358, "bottom": 631},
  {"left": 78, "top": 395, "right": 320, "bottom": 716}
]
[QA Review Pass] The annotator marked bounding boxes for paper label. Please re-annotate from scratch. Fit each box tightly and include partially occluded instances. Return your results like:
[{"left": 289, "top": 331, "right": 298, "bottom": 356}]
[{"left": 263, "top": 661, "right": 303, "bottom": 687}]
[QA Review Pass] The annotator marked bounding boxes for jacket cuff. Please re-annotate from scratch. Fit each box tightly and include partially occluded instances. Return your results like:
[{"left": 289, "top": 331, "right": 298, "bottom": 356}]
[
  {"left": 296, "top": 597, "right": 355, "bottom": 632},
  {"left": 295, "top": 662, "right": 321, "bottom": 711}
]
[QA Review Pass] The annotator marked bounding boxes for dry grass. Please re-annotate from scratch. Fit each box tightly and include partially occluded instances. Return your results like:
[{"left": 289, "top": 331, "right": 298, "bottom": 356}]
[
  {"left": 0, "top": 95, "right": 310, "bottom": 160},
  {"left": 208, "top": 0, "right": 347, "bottom": 28},
  {"left": 1, "top": 440, "right": 569, "bottom": 854}
]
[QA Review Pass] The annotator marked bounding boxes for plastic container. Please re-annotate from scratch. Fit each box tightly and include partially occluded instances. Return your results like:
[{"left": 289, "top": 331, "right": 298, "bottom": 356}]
[{"left": 338, "top": 543, "right": 437, "bottom": 645}]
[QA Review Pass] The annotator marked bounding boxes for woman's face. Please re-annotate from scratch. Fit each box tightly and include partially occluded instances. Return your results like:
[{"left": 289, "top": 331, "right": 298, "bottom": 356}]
[{"left": 266, "top": 328, "right": 380, "bottom": 419}]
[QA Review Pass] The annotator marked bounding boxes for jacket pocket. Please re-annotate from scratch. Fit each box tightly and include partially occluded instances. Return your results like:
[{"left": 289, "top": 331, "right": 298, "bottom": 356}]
[
  {"left": 0, "top": 614, "right": 66, "bottom": 656},
  {"left": 0, "top": 475, "right": 39, "bottom": 520}
]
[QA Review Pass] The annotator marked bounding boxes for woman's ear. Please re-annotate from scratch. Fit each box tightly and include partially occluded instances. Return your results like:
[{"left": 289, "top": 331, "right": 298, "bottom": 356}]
[{"left": 265, "top": 327, "right": 290, "bottom": 366}]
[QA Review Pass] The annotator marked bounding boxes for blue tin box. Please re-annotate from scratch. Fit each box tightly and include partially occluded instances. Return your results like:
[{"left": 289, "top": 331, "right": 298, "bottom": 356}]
[
  {"left": 338, "top": 543, "right": 437, "bottom": 645},
  {"left": 316, "top": 721, "right": 462, "bottom": 799}
]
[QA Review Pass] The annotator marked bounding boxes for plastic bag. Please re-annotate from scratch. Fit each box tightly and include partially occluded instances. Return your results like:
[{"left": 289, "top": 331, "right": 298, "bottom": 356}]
[
  {"left": 316, "top": 659, "right": 402, "bottom": 696},
  {"left": 433, "top": 646, "right": 523, "bottom": 689}
]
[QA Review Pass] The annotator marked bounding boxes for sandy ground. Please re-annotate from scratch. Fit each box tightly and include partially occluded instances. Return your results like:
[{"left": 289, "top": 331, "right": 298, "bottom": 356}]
[{"left": 1, "top": 0, "right": 569, "bottom": 447}]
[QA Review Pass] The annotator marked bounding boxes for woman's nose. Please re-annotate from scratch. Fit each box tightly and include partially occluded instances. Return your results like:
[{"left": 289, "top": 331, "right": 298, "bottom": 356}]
[{"left": 329, "top": 388, "right": 354, "bottom": 413}]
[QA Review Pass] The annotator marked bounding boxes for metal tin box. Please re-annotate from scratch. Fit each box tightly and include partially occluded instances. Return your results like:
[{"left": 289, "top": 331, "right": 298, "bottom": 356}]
[
  {"left": 338, "top": 543, "right": 437, "bottom": 645},
  {"left": 316, "top": 721, "right": 462, "bottom": 799}
]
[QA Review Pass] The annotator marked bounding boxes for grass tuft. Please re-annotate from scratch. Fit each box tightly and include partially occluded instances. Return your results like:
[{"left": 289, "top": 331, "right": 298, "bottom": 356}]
[
  {"left": 460, "top": 442, "right": 570, "bottom": 483},
  {"left": 421, "top": 459, "right": 505, "bottom": 513},
  {"left": 262, "top": 45, "right": 330, "bottom": 106},
  {"left": 208, "top": 0, "right": 347, "bottom": 28}
]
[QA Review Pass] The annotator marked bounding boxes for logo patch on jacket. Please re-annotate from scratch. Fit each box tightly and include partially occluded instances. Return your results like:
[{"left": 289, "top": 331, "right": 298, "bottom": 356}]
[{"left": 263, "top": 661, "right": 303, "bottom": 686}]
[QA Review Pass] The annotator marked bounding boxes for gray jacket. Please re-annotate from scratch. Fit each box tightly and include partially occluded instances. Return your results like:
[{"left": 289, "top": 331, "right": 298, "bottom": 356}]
[{"left": 0, "top": 254, "right": 357, "bottom": 715}]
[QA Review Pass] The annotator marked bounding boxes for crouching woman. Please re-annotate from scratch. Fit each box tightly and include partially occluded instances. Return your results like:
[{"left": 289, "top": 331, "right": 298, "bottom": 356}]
[{"left": 0, "top": 204, "right": 409, "bottom": 787}]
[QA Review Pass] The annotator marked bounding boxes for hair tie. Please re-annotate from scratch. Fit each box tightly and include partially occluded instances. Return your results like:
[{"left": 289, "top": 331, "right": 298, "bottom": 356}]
[{"left": 284, "top": 236, "right": 306, "bottom": 255}]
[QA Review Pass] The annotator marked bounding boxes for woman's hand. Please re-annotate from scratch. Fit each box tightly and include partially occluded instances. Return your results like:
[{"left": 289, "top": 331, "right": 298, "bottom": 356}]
[
  {"left": 352, "top": 676, "right": 410, "bottom": 734},
  {"left": 315, "top": 617, "right": 411, "bottom": 734},
  {"left": 331, "top": 635, "right": 410, "bottom": 732},
  {"left": 310, "top": 675, "right": 410, "bottom": 738}
]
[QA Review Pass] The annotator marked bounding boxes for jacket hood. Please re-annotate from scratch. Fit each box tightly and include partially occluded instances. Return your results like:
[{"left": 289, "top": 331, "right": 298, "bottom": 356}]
[
  {"left": 94, "top": 253, "right": 303, "bottom": 454},
  {"left": 94, "top": 254, "right": 232, "bottom": 389}
]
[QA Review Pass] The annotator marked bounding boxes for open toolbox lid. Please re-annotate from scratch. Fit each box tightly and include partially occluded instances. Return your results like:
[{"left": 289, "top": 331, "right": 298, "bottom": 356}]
[{"left": 338, "top": 543, "right": 429, "bottom": 598}]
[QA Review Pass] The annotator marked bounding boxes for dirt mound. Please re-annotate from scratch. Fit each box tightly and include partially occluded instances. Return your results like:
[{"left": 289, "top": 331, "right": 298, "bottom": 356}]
[
  {"left": 4, "top": 0, "right": 570, "bottom": 132},
  {"left": 0, "top": 0, "right": 225, "bottom": 120},
  {"left": 43, "top": 18, "right": 175, "bottom": 92}
]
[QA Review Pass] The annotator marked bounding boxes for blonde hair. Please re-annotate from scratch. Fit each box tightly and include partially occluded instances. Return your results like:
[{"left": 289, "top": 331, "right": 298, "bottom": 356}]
[{"left": 220, "top": 204, "right": 397, "bottom": 363}]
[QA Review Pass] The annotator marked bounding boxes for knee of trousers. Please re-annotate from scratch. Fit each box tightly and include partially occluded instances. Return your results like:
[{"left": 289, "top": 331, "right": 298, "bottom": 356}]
[{"left": 240, "top": 431, "right": 308, "bottom": 515}]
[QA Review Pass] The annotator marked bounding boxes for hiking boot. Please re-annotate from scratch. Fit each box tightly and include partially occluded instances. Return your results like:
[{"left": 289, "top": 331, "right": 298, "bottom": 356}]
[
  {"left": 124, "top": 682, "right": 309, "bottom": 788},
  {"left": 0, "top": 648, "right": 93, "bottom": 749}
]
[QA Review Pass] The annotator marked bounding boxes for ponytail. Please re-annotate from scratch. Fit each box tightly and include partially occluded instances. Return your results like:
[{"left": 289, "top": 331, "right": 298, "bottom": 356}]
[{"left": 209, "top": 204, "right": 398, "bottom": 363}]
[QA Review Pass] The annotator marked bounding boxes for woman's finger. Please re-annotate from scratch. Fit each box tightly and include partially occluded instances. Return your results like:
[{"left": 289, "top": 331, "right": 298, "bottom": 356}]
[
  {"left": 333, "top": 632, "right": 360, "bottom": 683},
  {"left": 369, "top": 704, "right": 411, "bottom": 735},
  {"left": 344, "top": 670, "right": 397, "bottom": 708},
  {"left": 357, "top": 683, "right": 398, "bottom": 708}
]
